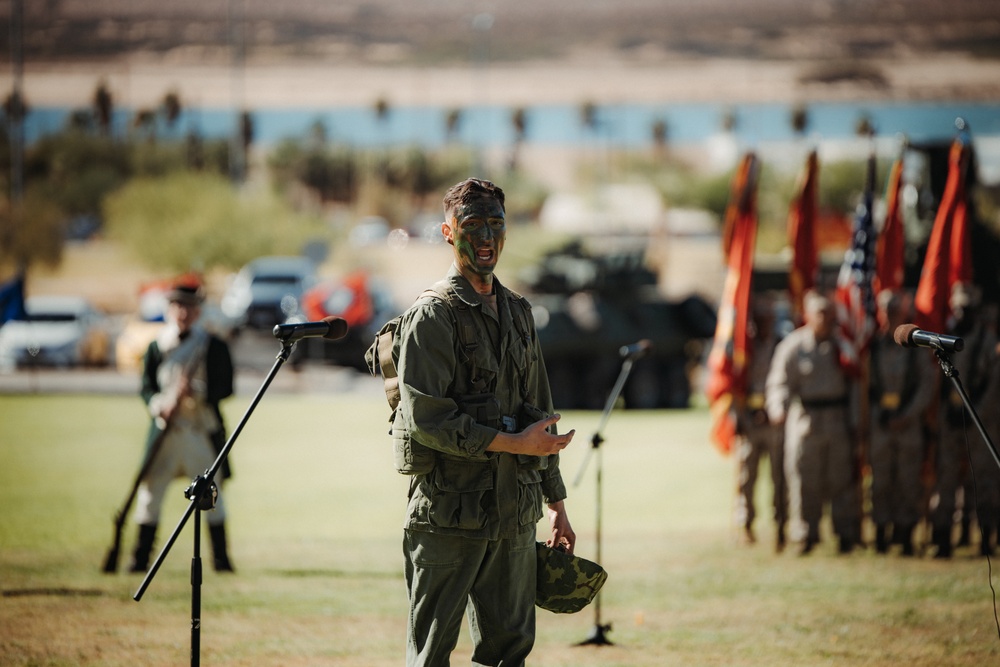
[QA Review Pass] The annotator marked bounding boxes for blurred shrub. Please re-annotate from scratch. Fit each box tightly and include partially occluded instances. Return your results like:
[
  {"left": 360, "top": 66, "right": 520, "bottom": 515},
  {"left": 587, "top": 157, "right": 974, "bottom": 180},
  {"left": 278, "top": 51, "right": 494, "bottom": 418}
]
[
  {"left": 0, "top": 189, "right": 66, "bottom": 269},
  {"left": 104, "top": 172, "right": 325, "bottom": 273}
]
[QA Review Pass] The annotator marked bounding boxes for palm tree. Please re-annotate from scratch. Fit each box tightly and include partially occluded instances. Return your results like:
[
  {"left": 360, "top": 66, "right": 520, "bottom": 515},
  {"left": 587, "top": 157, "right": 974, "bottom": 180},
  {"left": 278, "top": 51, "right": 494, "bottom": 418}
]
[
  {"left": 789, "top": 103, "right": 809, "bottom": 137},
  {"left": 132, "top": 109, "right": 157, "bottom": 143},
  {"left": 580, "top": 100, "right": 598, "bottom": 135},
  {"left": 161, "top": 90, "right": 182, "bottom": 136},
  {"left": 651, "top": 118, "right": 668, "bottom": 161},
  {"left": 445, "top": 108, "right": 462, "bottom": 144},
  {"left": 508, "top": 107, "right": 527, "bottom": 171},
  {"left": 721, "top": 106, "right": 738, "bottom": 133},
  {"left": 93, "top": 81, "right": 113, "bottom": 138}
]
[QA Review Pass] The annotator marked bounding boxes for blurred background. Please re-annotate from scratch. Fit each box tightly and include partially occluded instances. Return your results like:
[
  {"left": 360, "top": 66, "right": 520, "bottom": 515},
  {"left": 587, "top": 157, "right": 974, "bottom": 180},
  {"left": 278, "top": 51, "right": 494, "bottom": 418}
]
[{"left": 1, "top": 0, "right": 999, "bottom": 407}]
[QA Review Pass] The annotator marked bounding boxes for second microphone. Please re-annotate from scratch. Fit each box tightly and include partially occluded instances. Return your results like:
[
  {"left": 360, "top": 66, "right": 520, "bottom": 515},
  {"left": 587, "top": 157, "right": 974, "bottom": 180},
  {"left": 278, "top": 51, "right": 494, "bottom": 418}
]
[{"left": 273, "top": 316, "right": 349, "bottom": 343}]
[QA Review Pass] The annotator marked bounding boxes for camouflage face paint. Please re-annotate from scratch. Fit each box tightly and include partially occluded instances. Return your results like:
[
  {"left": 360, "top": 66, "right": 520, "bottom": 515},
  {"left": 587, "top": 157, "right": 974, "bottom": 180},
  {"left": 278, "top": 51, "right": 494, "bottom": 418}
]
[{"left": 446, "top": 196, "right": 506, "bottom": 288}]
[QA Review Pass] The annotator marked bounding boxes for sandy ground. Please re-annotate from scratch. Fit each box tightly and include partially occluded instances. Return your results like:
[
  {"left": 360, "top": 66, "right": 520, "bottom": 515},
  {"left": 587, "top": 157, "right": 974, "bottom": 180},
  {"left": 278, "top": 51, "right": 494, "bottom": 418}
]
[{"left": 7, "top": 53, "right": 1000, "bottom": 110}]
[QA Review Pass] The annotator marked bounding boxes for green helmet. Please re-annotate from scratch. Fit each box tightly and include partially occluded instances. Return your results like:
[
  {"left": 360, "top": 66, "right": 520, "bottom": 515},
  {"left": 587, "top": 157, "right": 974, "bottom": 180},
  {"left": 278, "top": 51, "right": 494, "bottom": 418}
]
[{"left": 535, "top": 542, "right": 608, "bottom": 614}]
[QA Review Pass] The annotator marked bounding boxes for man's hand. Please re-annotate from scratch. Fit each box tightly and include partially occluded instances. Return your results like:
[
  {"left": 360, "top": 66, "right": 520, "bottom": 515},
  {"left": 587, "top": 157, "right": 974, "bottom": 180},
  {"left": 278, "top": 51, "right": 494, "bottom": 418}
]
[
  {"left": 485, "top": 414, "right": 575, "bottom": 456},
  {"left": 546, "top": 500, "right": 575, "bottom": 554}
]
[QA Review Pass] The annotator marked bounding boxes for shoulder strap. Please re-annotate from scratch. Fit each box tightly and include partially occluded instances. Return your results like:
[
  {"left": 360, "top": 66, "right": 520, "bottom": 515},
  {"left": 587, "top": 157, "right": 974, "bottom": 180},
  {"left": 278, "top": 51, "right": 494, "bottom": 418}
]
[
  {"left": 428, "top": 282, "right": 478, "bottom": 357},
  {"left": 507, "top": 289, "right": 534, "bottom": 360},
  {"left": 428, "top": 282, "right": 488, "bottom": 394}
]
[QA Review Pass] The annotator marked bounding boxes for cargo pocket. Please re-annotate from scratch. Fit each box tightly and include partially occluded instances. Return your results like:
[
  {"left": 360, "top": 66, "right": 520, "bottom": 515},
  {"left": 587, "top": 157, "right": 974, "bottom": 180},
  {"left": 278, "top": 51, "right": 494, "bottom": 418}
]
[
  {"left": 427, "top": 459, "right": 493, "bottom": 530},
  {"left": 516, "top": 467, "right": 544, "bottom": 526},
  {"left": 393, "top": 427, "right": 435, "bottom": 475}
]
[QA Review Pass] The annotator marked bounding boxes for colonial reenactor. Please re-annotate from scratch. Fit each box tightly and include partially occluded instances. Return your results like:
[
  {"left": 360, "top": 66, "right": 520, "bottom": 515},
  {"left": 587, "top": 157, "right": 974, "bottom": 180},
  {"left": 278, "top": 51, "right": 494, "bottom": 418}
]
[{"left": 130, "top": 279, "right": 236, "bottom": 573}]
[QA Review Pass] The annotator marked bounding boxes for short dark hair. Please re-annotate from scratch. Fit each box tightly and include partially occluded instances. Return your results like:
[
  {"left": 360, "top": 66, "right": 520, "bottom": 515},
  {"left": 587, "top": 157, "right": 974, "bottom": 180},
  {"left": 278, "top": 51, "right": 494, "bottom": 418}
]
[{"left": 442, "top": 178, "right": 505, "bottom": 218}]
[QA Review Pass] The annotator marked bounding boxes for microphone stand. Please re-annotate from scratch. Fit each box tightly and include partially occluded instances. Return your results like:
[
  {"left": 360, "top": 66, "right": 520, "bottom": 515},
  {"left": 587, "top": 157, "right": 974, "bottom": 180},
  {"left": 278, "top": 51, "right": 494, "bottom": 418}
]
[
  {"left": 932, "top": 347, "right": 1000, "bottom": 473},
  {"left": 133, "top": 340, "right": 295, "bottom": 667},
  {"left": 572, "top": 351, "right": 641, "bottom": 647}
]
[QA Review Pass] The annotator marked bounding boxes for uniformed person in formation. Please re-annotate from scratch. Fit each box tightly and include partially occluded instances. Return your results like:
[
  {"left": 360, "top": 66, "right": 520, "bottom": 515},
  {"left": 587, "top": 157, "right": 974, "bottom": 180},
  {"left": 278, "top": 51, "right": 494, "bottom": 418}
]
[
  {"left": 131, "top": 279, "right": 235, "bottom": 573},
  {"left": 974, "top": 302, "right": 1000, "bottom": 556},
  {"left": 391, "top": 178, "right": 576, "bottom": 666},
  {"left": 931, "top": 285, "right": 1000, "bottom": 557},
  {"left": 867, "top": 290, "right": 935, "bottom": 556},
  {"left": 765, "top": 291, "right": 859, "bottom": 555},
  {"left": 733, "top": 295, "right": 788, "bottom": 551}
]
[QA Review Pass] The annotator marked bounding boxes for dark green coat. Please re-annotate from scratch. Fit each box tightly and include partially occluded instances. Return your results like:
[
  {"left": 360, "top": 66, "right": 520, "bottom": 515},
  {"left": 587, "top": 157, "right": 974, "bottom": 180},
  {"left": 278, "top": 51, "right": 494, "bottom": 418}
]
[{"left": 140, "top": 333, "right": 235, "bottom": 479}]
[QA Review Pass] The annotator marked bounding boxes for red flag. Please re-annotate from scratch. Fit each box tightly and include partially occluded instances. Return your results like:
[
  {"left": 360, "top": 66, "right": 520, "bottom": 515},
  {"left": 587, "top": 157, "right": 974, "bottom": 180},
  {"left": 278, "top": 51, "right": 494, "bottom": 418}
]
[
  {"left": 914, "top": 137, "right": 973, "bottom": 333},
  {"left": 706, "top": 152, "right": 759, "bottom": 455},
  {"left": 834, "top": 154, "right": 878, "bottom": 375},
  {"left": 788, "top": 150, "right": 819, "bottom": 326},
  {"left": 875, "top": 154, "right": 905, "bottom": 296}
]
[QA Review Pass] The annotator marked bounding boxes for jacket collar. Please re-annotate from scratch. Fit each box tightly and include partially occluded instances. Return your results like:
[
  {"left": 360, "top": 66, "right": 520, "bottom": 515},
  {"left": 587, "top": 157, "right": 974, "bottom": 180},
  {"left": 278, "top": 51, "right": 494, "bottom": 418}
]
[{"left": 445, "top": 263, "right": 506, "bottom": 307}]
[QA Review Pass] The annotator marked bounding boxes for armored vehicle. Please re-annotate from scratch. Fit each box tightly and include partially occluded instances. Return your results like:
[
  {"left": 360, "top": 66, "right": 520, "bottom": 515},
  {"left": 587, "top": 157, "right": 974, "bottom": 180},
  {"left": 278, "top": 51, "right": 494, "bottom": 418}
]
[{"left": 519, "top": 243, "right": 717, "bottom": 410}]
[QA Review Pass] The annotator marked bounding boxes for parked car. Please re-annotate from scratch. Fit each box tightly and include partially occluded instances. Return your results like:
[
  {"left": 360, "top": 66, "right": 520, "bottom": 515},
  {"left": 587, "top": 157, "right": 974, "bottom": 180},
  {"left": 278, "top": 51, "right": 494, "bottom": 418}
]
[
  {"left": 221, "top": 256, "right": 318, "bottom": 332},
  {"left": 0, "top": 295, "right": 111, "bottom": 370},
  {"left": 285, "top": 270, "right": 399, "bottom": 372}
]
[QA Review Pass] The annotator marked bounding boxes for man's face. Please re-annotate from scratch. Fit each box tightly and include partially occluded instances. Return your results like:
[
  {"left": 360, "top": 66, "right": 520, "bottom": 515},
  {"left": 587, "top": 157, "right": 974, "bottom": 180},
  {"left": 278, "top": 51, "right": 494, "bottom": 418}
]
[
  {"left": 442, "top": 196, "right": 506, "bottom": 281},
  {"left": 168, "top": 301, "right": 201, "bottom": 333},
  {"left": 807, "top": 303, "right": 835, "bottom": 340}
]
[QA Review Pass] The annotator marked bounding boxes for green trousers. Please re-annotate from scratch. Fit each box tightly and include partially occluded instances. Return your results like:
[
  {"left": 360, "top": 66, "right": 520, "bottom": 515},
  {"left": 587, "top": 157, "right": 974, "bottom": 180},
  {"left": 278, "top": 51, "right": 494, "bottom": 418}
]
[{"left": 404, "top": 528, "right": 536, "bottom": 666}]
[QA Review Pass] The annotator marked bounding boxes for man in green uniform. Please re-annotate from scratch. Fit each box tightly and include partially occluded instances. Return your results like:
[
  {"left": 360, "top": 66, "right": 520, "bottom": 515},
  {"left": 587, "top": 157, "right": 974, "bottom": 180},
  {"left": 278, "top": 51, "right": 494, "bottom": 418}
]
[{"left": 393, "top": 178, "right": 576, "bottom": 666}]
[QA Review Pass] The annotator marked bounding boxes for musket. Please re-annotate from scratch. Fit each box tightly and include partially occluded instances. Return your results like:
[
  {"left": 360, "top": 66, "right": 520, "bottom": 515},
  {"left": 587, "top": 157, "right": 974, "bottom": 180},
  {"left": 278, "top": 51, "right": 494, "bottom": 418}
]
[{"left": 101, "top": 335, "right": 207, "bottom": 573}]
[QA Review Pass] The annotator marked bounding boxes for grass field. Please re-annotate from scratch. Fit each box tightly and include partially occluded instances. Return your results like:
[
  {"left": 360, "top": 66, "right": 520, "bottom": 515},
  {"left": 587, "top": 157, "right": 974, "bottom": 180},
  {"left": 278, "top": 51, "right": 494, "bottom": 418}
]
[{"left": 2, "top": 390, "right": 1000, "bottom": 666}]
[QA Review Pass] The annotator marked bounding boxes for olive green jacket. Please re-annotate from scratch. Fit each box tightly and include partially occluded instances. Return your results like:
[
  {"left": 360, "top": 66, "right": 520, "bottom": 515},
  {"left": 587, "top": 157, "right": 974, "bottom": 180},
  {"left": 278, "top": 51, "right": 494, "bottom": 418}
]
[{"left": 394, "top": 265, "right": 567, "bottom": 540}]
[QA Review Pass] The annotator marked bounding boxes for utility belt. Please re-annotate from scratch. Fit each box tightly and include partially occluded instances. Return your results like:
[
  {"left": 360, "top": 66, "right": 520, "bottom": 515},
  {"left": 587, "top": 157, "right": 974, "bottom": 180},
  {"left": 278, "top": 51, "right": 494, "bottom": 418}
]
[
  {"left": 800, "top": 396, "right": 848, "bottom": 410},
  {"left": 878, "top": 392, "right": 901, "bottom": 411}
]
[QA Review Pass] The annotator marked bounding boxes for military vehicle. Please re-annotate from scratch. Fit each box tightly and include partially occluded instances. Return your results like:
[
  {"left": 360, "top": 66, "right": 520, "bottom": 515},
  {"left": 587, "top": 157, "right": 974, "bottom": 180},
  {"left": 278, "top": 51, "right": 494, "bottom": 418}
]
[{"left": 518, "top": 242, "right": 717, "bottom": 410}]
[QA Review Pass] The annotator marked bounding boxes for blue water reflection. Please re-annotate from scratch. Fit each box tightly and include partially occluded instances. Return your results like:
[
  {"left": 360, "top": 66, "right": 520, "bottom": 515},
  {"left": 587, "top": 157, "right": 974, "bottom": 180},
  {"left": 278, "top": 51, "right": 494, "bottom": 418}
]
[{"left": 22, "top": 100, "right": 1000, "bottom": 148}]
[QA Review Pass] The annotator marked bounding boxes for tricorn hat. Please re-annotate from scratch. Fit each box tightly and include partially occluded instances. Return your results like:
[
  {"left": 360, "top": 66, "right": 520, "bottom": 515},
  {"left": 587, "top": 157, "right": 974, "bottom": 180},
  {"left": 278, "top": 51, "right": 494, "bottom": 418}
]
[{"left": 166, "top": 280, "right": 204, "bottom": 306}]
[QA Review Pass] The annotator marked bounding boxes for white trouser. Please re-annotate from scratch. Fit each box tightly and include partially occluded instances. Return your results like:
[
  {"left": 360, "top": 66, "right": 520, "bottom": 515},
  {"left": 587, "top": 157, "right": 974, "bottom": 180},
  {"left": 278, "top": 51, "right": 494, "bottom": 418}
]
[{"left": 134, "top": 422, "right": 226, "bottom": 526}]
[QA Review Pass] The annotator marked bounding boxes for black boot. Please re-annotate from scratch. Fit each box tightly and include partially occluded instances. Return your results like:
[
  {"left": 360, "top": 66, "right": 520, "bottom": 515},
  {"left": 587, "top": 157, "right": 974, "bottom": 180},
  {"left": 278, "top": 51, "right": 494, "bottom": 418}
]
[
  {"left": 209, "top": 523, "right": 235, "bottom": 573},
  {"left": 875, "top": 524, "right": 889, "bottom": 554},
  {"left": 933, "top": 525, "right": 953, "bottom": 559},
  {"left": 129, "top": 523, "right": 158, "bottom": 573},
  {"left": 958, "top": 512, "right": 972, "bottom": 548},
  {"left": 897, "top": 524, "right": 915, "bottom": 557},
  {"left": 980, "top": 524, "right": 996, "bottom": 557}
]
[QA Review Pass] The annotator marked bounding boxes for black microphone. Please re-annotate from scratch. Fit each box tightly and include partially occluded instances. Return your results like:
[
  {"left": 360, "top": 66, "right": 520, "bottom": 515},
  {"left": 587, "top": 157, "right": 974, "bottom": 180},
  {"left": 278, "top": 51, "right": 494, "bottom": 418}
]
[
  {"left": 620, "top": 339, "right": 653, "bottom": 360},
  {"left": 893, "top": 323, "right": 964, "bottom": 352},
  {"left": 272, "top": 316, "right": 349, "bottom": 342}
]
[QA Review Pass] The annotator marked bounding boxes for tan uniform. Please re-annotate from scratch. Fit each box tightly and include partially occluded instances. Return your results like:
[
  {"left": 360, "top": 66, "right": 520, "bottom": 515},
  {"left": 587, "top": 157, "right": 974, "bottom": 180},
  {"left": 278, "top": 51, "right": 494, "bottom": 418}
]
[
  {"left": 867, "top": 335, "right": 935, "bottom": 545},
  {"left": 766, "top": 325, "right": 858, "bottom": 549},
  {"left": 975, "top": 330, "right": 1000, "bottom": 553},
  {"left": 932, "top": 320, "right": 998, "bottom": 553},
  {"left": 733, "top": 332, "right": 786, "bottom": 538}
]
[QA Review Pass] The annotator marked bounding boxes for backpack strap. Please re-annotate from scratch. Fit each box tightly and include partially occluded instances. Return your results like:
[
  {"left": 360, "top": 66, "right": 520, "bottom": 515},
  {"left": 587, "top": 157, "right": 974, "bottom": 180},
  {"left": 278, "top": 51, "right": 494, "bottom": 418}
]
[
  {"left": 428, "top": 282, "right": 488, "bottom": 394},
  {"left": 505, "top": 288, "right": 536, "bottom": 402}
]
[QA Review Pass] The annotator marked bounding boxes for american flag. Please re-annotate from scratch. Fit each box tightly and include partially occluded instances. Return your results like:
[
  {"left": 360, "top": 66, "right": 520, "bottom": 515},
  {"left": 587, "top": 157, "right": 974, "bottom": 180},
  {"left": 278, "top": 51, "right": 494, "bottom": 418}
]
[{"left": 834, "top": 154, "right": 878, "bottom": 374}]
